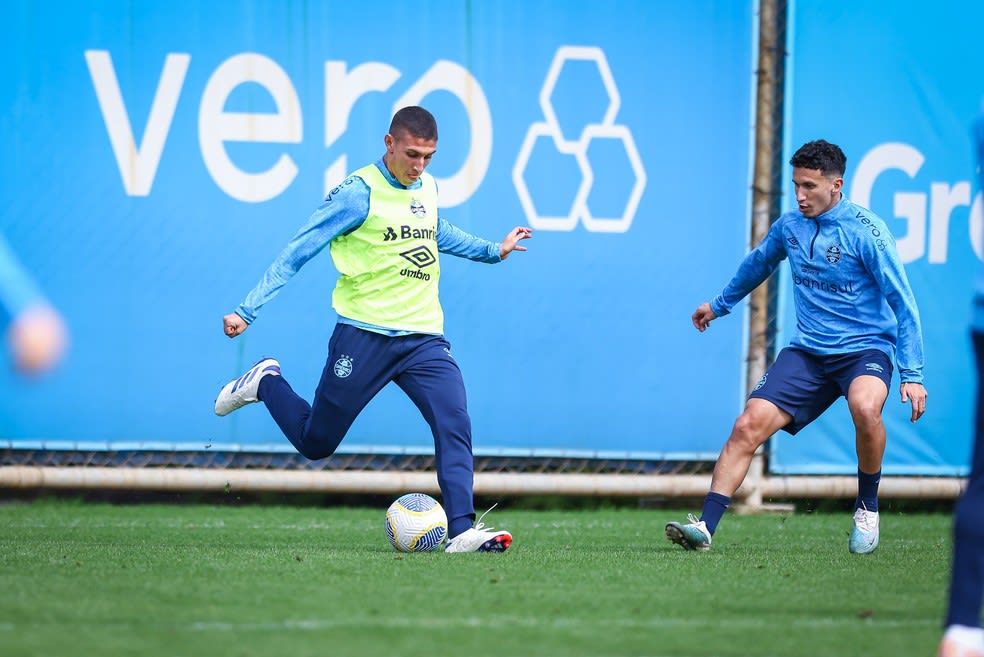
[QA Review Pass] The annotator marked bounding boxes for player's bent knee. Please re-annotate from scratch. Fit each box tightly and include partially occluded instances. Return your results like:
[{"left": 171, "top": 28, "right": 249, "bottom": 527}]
[
  {"left": 295, "top": 431, "right": 346, "bottom": 460},
  {"left": 729, "top": 415, "right": 769, "bottom": 451},
  {"left": 298, "top": 447, "right": 336, "bottom": 461},
  {"left": 851, "top": 404, "right": 884, "bottom": 431}
]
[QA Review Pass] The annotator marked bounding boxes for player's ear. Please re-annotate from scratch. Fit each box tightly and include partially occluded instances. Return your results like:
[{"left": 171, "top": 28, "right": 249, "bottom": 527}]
[{"left": 384, "top": 133, "right": 394, "bottom": 153}]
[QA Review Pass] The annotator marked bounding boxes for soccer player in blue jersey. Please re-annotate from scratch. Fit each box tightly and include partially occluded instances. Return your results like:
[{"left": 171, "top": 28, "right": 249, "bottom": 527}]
[
  {"left": 666, "top": 139, "right": 927, "bottom": 554},
  {"left": 938, "top": 108, "right": 984, "bottom": 657},
  {"left": 0, "top": 233, "right": 67, "bottom": 376},
  {"left": 214, "top": 106, "right": 532, "bottom": 553}
]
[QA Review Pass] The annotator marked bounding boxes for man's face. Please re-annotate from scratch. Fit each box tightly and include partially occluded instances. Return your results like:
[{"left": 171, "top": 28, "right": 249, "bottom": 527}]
[
  {"left": 383, "top": 130, "right": 437, "bottom": 186},
  {"left": 792, "top": 166, "right": 842, "bottom": 218}
]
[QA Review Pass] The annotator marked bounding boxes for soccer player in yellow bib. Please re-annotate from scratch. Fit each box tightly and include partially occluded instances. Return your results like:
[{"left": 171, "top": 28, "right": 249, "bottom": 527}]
[{"left": 215, "top": 106, "right": 531, "bottom": 553}]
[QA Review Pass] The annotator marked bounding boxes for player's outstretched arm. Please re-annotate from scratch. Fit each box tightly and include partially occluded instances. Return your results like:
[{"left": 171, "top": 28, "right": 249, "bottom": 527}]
[
  {"left": 499, "top": 226, "right": 533, "bottom": 260},
  {"left": 692, "top": 302, "right": 717, "bottom": 332},
  {"left": 900, "top": 381, "right": 927, "bottom": 423},
  {"left": 223, "top": 312, "right": 248, "bottom": 339}
]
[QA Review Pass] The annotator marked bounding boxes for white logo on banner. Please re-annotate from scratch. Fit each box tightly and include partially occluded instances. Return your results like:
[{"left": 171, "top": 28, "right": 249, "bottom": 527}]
[
  {"left": 85, "top": 51, "right": 491, "bottom": 206},
  {"left": 851, "top": 142, "right": 984, "bottom": 264},
  {"left": 512, "top": 46, "right": 646, "bottom": 233}
]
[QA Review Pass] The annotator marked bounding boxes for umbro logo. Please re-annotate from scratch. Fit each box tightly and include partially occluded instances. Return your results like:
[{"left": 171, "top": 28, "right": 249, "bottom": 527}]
[
  {"left": 787, "top": 237, "right": 799, "bottom": 247},
  {"left": 400, "top": 245, "right": 437, "bottom": 268},
  {"left": 383, "top": 227, "right": 397, "bottom": 241},
  {"left": 865, "top": 362, "right": 884, "bottom": 374}
]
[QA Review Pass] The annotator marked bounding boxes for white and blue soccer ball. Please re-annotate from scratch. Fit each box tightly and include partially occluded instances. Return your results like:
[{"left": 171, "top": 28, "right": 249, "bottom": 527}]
[{"left": 385, "top": 493, "right": 448, "bottom": 552}]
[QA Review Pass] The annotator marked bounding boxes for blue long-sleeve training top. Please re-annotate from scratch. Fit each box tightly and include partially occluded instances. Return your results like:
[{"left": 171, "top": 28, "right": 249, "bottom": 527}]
[
  {"left": 711, "top": 196, "right": 925, "bottom": 384},
  {"left": 235, "top": 159, "right": 501, "bottom": 332},
  {"left": 972, "top": 108, "right": 984, "bottom": 333}
]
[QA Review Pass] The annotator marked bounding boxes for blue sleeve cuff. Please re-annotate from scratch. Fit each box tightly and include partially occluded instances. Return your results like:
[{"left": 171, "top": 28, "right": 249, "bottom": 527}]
[{"left": 234, "top": 306, "right": 254, "bottom": 324}]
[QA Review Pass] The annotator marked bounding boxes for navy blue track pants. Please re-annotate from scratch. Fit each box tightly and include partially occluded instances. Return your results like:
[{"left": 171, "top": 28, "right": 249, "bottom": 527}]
[
  {"left": 945, "top": 331, "right": 984, "bottom": 627},
  {"left": 258, "top": 323, "right": 476, "bottom": 536}
]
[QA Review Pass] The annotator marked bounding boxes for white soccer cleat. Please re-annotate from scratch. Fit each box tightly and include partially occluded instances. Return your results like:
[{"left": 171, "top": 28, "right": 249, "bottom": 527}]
[
  {"left": 665, "top": 513, "right": 712, "bottom": 551},
  {"left": 444, "top": 505, "right": 512, "bottom": 553},
  {"left": 849, "top": 506, "right": 880, "bottom": 554},
  {"left": 214, "top": 358, "right": 281, "bottom": 416},
  {"left": 445, "top": 526, "right": 512, "bottom": 553}
]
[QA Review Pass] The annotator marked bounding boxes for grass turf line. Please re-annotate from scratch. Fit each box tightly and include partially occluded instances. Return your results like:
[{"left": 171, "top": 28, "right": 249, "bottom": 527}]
[{"left": 0, "top": 500, "right": 950, "bottom": 657}]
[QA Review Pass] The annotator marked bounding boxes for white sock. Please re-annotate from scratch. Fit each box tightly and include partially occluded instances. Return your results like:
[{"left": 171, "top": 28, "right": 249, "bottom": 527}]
[{"left": 944, "top": 625, "right": 984, "bottom": 650}]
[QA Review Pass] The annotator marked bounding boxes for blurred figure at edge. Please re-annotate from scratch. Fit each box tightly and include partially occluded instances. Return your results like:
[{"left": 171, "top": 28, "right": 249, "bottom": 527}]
[
  {"left": 938, "top": 103, "right": 984, "bottom": 657},
  {"left": 0, "top": 234, "right": 67, "bottom": 376}
]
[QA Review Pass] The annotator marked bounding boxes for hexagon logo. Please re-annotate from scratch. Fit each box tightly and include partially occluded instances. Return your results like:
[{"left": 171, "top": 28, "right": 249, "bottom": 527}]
[{"left": 512, "top": 46, "right": 646, "bottom": 234}]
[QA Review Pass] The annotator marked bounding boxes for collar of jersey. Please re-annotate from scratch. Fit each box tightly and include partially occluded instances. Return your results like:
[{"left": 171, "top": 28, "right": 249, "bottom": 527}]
[
  {"left": 799, "top": 194, "right": 847, "bottom": 222},
  {"left": 375, "top": 158, "right": 423, "bottom": 191}
]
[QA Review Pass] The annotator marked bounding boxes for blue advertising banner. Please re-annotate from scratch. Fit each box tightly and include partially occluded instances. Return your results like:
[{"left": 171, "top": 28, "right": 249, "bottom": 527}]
[
  {"left": 1, "top": 1, "right": 756, "bottom": 457},
  {"left": 771, "top": 1, "right": 984, "bottom": 474}
]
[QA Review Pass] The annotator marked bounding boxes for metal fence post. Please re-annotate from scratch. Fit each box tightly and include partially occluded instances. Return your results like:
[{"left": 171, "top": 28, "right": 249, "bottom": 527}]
[{"left": 740, "top": 0, "right": 788, "bottom": 513}]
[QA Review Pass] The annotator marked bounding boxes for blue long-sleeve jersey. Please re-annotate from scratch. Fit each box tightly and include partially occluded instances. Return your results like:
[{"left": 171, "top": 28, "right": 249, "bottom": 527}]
[
  {"left": 973, "top": 109, "right": 984, "bottom": 332},
  {"left": 711, "top": 196, "right": 925, "bottom": 384},
  {"left": 235, "top": 159, "right": 501, "bottom": 332}
]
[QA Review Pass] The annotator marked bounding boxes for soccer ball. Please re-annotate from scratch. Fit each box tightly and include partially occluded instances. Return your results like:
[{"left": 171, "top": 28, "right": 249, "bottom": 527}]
[{"left": 385, "top": 493, "right": 448, "bottom": 552}]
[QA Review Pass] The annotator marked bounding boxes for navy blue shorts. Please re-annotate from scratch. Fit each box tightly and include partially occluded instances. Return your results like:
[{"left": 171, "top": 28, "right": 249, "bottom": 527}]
[{"left": 748, "top": 347, "right": 893, "bottom": 435}]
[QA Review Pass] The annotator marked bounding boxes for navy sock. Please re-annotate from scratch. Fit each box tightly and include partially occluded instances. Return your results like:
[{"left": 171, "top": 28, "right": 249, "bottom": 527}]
[
  {"left": 855, "top": 468, "right": 881, "bottom": 512},
  {"left": 449, "top": 517, "right": 474, "bottom": 539},
  {"left": 257, "top": 374, "right": 272, "bottom": 402},
  {"left": 701, "top": 492, "right": 731, "bottom": 535}
]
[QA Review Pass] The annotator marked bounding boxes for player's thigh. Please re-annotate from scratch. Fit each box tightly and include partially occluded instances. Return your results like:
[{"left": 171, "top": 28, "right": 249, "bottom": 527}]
[
  {"left": 309, "top": 325, "right": 398, "bottom": 423},
  {"left": 845, "top": 375, "right": 889, "bottom": 417},
  {"left": 395, "top": 337, "right": 468, "bottom": 419},
  {"left": 741, "top": 397, "right": 794, "bottom": 437},
  {"left": 839, "top": 350, "right": 892, "bottom": 416},
  {"left": 749, "top": 347, "right": 840, "bottom": 434}
]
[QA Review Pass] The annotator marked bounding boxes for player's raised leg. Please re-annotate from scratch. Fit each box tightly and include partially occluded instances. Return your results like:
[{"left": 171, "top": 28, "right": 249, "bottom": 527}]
[{"left": 262, "top": 324, "right": 395, "bottom": 459}]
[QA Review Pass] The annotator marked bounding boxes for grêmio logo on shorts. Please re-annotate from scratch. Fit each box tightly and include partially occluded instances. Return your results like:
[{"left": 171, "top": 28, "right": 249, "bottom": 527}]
[{"left": 334, "top": 355, "right": 354, "bottom": 378}]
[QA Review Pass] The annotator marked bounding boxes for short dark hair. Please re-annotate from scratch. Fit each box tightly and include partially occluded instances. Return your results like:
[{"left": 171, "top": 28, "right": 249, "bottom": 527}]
[
  {"left": 389, "top": 106, "right": 438, "bottom": 141},
  {"left": 790, "top": 139, "right": 846, "bottom": 177}
]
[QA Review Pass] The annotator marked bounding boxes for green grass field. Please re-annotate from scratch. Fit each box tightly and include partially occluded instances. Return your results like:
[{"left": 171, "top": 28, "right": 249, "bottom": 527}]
[{"left": 0, "top": 500, "right": 951, "bottom": 657}]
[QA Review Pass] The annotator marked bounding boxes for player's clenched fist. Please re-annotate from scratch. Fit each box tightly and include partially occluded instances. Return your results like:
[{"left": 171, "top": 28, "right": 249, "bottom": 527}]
[{"left": 223, "top": 312, "right": 248, "bottom": 338}]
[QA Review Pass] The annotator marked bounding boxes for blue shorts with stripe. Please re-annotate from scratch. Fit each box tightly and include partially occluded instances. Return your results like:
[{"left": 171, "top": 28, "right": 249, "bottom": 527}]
[{"left": 749, "top": 346, "right": 893, "bottom": 435}]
